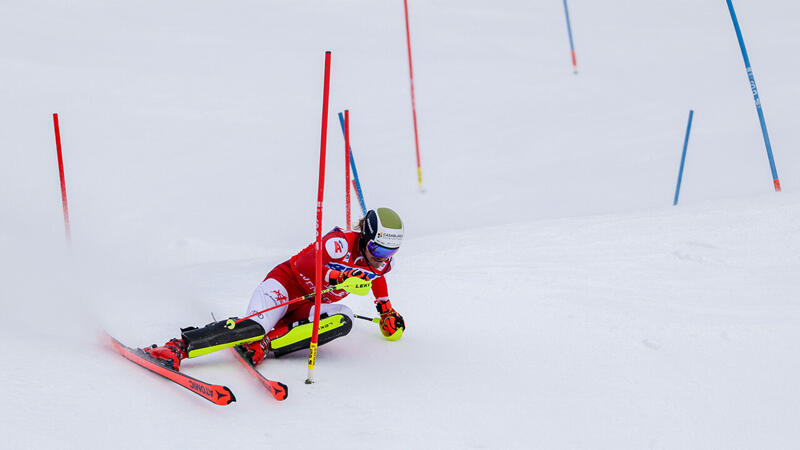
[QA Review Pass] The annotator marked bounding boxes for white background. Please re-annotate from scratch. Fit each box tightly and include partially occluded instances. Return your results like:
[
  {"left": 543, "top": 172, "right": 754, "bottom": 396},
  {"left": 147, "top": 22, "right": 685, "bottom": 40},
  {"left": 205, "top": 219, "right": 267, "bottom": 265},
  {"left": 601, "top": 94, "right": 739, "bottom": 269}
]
[{"left": 2, "top": 1, "right": 799, "bottom": 448}]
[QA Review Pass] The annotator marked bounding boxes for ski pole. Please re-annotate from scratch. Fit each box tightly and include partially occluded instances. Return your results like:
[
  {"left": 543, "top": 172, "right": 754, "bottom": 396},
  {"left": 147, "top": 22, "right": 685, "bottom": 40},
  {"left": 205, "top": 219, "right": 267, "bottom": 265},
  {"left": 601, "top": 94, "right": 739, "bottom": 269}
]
[
  {"left": 234, "top": 278, "right": 372, "bottom": 326},
  {"left": 354, "top": 314, "right": 379, "bottom": 324},
  {"left": 354, "top": 313, "right": 403, "bottom": 341}
]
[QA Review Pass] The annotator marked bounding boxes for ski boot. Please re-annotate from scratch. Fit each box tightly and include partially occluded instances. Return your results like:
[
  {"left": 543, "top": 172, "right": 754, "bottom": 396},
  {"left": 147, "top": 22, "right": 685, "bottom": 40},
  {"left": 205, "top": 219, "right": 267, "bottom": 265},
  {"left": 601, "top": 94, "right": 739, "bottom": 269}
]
[
  {"left": 143, "top": 338, "right": 188, "bottom": 371},
  {"left": 239, "top": 337, "right": 270, "bottom": 366}
]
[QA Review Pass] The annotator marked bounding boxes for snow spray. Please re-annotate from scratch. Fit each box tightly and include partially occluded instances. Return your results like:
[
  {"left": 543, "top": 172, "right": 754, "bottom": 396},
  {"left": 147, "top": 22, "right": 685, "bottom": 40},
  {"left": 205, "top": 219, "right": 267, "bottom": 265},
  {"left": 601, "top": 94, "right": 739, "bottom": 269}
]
[
  {"left": 674, "top": 110, "right": 694, "bottom": 206},
  {"left": 52, "top": 113, "right": 71, "bottom": 243},
  {"left": 725, "top": 0, "right": 781, "bottom": 192}
]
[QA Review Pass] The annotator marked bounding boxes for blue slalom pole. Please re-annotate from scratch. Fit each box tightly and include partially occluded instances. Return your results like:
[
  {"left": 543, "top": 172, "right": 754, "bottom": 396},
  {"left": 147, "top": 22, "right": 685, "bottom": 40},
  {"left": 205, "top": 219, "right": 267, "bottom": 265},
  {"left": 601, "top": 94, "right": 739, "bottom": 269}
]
[
  {"left": 337, "top": 112, "right": 368, "bottom": 215},
  {"left": 562, "top": 0, "right": 578, "bottom": 74},
  {"left": 674, "top": 110, "right": 694, "bottom": 206},
  {"left": 725, "top": 0, "right": 781, "bottom": 192}
]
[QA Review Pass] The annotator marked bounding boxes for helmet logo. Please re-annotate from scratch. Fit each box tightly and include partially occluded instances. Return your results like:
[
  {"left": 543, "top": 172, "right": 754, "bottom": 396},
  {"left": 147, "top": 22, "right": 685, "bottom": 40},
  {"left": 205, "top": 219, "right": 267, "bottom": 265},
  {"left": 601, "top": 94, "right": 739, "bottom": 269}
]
[{"left": 374, "top": 231, "right": 402, "bottom": 249}]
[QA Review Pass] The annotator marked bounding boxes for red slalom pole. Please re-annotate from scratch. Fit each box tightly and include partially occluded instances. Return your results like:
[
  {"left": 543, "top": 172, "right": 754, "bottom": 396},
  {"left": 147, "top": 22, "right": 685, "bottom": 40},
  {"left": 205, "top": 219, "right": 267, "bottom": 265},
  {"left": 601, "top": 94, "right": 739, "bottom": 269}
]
[
  {"left": 403, "top": 0, "right": 424, "bottom": 190},
  {"left": 52, "top": 113, "right": 71, "bottom": 243},
  {"left": 344, "top": 110, "right": 352, "bottom": 231},
  {"left": 307, "top": 51, "right": 332, "bottom": 384}
]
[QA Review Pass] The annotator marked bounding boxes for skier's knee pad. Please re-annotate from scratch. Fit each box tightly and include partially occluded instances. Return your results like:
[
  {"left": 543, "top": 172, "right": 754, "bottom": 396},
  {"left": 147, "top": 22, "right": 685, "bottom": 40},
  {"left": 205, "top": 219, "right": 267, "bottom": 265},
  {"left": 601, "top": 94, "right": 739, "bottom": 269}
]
[
  {"left": 181, "top": 318, "right": 266, "bottom": 358},
  {"left": 269, "top": 313, "right": 353, "bottom": 358}
]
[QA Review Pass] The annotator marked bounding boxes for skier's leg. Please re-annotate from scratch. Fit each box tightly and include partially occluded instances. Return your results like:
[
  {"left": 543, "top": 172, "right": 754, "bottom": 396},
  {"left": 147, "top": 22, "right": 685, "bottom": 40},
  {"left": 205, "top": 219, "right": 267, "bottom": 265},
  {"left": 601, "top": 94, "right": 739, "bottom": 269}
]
[
  {"left": 145, "top": 317, "right": 265, "bottom": 369},
  {"left": 236, "top": 278, "right": 294, "bottom": 365},
  {"left": 268, "top": 303, "right": 354, "bottom": 357},
  {"left": 181, "top": 278, "right": 292, "bottom": 357},
  {"left": 144, "top": 278, "right": 291, "bottom": 369},
  {"left": 243, "top": 278, "right": 292, "bottom": 333},
  {"left": 314, "top": 303, "right": 355, "bottom": 323}
]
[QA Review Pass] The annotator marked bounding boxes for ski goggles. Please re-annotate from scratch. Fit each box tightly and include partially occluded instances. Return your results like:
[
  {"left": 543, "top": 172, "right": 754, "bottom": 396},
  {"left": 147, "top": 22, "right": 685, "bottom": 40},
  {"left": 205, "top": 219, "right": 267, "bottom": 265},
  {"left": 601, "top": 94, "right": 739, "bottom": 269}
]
[{"left": 366, "top": 240, "right": 399, "bottom": 259}]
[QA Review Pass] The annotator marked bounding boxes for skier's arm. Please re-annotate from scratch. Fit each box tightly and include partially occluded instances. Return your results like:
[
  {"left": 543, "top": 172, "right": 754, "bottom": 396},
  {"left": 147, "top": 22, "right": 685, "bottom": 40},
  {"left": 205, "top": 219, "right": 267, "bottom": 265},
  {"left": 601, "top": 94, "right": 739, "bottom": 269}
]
[
  {"left": 372, "top": 276, "right": 404, "bottom": 340},
  {"left": 327, "top": 267, "right": 371, "bottom": 285}
]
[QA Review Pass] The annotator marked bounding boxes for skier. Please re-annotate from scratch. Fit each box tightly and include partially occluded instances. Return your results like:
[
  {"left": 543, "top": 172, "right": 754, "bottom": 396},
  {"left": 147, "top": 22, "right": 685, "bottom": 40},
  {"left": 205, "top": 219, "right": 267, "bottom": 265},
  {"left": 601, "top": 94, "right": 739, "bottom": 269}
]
[{"left": 143, "top": 207, "right": 406, "bottom": 371}]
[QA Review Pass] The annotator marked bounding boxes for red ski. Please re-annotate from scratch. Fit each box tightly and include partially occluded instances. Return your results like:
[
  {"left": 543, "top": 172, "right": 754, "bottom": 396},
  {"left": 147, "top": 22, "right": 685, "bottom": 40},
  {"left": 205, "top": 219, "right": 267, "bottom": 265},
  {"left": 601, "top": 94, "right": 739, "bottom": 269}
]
[
  {"left": 231, "top": 346, "right": 288, "bottom": 401},
  {"left": 108, "top": 335, "right": 235, "bottom": 406}
]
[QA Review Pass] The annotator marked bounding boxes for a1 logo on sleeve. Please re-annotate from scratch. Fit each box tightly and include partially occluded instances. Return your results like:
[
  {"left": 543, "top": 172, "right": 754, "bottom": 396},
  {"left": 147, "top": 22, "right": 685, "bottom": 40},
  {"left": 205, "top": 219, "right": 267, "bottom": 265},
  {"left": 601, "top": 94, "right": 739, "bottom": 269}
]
[{"left": 325, "top": 237, "right": 348, "bottom": 259}]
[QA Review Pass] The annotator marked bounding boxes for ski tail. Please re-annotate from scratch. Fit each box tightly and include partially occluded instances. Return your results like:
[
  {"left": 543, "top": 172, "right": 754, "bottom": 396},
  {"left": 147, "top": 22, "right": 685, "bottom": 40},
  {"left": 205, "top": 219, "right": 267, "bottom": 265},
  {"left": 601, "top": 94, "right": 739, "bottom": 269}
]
[
  {"left": 108, "top": 334, "right": 235, "bottom": 406},
  {"left": 231, "top": 345, "right": 288, "bottom": 401}
]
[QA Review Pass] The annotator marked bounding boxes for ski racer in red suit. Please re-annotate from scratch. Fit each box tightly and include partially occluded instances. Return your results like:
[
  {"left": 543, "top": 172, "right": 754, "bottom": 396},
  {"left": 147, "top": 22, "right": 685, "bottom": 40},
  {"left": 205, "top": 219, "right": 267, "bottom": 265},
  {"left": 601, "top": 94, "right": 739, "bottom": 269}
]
[{"left": 143, "top": 207, "right": 406, "bottom": 370}]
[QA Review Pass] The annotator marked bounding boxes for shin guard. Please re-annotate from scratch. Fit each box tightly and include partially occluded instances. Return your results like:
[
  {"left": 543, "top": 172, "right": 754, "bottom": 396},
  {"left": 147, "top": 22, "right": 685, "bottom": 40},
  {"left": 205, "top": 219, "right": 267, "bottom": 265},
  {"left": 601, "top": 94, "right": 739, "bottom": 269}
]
[
  {"left": 181, "top": 318, "right": 266, "bottom": 358},
  {"left": 270, "top": 313, "right": 353, "bottom": 358}
]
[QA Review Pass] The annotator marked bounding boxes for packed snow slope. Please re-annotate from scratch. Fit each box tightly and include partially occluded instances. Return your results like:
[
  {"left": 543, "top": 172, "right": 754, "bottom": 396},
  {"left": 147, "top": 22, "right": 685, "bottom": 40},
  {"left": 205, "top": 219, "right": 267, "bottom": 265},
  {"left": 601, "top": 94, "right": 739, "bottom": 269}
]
[{"left": 2, "top": 0, "right": 800, "bottom": 448}]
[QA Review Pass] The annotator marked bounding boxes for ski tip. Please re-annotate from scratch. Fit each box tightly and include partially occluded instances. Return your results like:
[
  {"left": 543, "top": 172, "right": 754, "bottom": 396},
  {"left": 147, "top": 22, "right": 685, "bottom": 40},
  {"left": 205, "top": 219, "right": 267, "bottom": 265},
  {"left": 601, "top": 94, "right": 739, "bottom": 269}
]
[
  {"left": 274, "top": 382, "right": 289, "bottom": 401},
  {"left": 223, "top": 386, "right": 237, "bottom": 405}
]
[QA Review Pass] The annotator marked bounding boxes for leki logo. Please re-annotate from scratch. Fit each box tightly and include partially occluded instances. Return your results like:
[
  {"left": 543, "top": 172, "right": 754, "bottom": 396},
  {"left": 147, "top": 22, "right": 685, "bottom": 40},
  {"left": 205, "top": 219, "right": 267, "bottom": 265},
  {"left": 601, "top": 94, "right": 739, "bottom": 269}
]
[{"left": 272, "top": 290, "right": 288, "bottom": 302}]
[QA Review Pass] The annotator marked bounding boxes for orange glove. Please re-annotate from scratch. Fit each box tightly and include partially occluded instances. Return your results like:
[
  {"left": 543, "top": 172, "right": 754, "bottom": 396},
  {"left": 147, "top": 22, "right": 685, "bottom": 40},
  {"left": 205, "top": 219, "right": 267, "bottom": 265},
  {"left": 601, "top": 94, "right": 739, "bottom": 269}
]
[
  {"left": 330, "top": 268, "right": 371, "bottom": 285},
  {"left": 375, "top": 299, "right": 405, "bottom": 338}
]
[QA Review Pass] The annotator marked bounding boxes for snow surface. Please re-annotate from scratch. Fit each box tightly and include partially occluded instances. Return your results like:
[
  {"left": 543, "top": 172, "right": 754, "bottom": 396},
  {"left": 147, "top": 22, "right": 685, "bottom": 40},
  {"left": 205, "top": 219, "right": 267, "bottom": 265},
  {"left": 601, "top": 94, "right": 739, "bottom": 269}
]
[{"left": 2, "top": 0, "right": 800, "bottom": 448}]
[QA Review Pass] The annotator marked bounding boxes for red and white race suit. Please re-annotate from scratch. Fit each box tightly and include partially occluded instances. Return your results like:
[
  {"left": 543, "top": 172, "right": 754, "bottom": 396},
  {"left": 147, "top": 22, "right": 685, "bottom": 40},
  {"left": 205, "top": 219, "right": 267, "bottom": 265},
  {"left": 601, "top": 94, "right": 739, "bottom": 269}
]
[{"left": 245, "top": 227, "right": 393, "bottom": 338}]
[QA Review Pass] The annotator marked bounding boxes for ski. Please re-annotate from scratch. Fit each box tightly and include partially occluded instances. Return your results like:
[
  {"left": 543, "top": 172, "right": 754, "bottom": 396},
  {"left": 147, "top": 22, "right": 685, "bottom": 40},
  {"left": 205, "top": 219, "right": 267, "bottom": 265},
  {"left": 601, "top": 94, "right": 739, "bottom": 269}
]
[
  {"left": 230, "top": 345, "right": 288, "bottom": 401},
  {"left": 108, "top": 334, "right": 235, "bottom": 406},
  {"left": 209, "top": 312, "right": 288, "bottom": 401}
]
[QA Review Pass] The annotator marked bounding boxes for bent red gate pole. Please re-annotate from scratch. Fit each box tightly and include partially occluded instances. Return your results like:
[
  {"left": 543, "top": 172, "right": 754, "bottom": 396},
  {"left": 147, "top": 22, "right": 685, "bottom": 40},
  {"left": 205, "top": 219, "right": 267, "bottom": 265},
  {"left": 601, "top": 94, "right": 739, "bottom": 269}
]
[
  {"left": 307, "top": 51, "right": 332, "bottom": 385},
  {"left": 52, "top": 113, "right": 71, "bottom": 243},
  {"left": 403, "top": 0, "right": 423, "bottom": 190}
]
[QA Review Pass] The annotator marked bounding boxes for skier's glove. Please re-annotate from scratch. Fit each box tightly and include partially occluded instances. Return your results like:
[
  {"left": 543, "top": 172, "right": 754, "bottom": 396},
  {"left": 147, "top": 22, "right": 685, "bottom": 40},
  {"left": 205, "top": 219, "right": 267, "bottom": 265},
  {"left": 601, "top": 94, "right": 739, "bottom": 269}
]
[
  {"left": 331, "top": 268, "right": 371, "bottom": 285},
  {"left": 376, "top": 299, "right": 404, "bottom": 341}
]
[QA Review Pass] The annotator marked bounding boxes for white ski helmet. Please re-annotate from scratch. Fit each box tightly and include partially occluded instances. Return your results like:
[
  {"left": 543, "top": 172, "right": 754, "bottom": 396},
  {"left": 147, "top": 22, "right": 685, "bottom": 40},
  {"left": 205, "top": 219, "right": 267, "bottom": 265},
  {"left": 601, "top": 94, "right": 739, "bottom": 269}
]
[{"left": 361, "top": 207, "right": 404, "bottom": 259}]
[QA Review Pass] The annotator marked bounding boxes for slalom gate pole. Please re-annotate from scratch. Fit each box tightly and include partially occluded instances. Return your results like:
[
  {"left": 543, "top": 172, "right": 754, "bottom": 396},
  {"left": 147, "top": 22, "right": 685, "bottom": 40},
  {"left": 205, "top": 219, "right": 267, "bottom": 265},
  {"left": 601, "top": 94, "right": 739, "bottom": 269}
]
[
  {"left": 52, "top": 113, "right": 71, "bottom": 243},
  {"left": 562, "top": 0, "right": 578, "bottom": 74},
  {"left": 337, "top": 112, "right": 367, "bottom": 215},
  {"left": 344, "top": 110, "right": 352, "bottom": 230},
  {"left": 725, "top": 0, "right": 781, "bottom": 192},
  {"left": 307, "top": 50, "right": 332, "bottom": 385},
  {"left": 403, "top": 0, "right": 424, "bottom": 190},
  {"left": 674, "top": 110, "right": 694, "bottom": 206}
]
